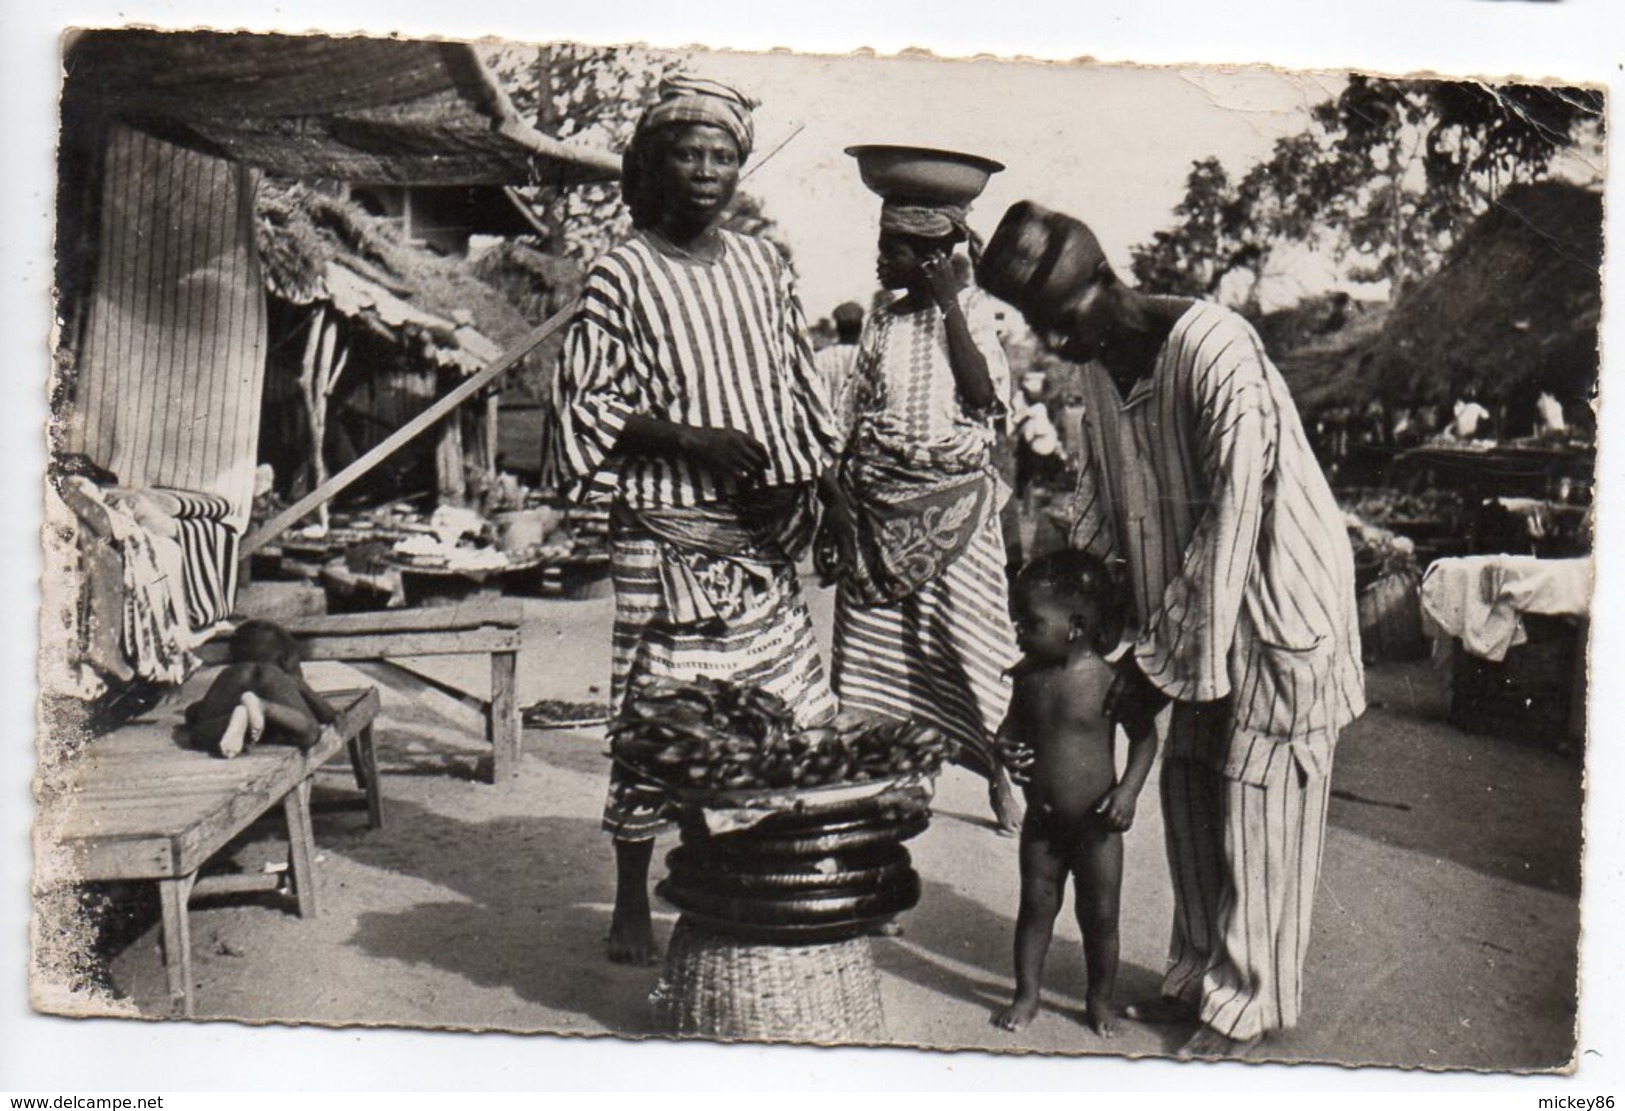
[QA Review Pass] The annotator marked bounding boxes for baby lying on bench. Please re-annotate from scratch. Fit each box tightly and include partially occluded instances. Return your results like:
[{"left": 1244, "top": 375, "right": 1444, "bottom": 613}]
[{"left": 185, "top": 620, "right": 338, "bottom": 758}]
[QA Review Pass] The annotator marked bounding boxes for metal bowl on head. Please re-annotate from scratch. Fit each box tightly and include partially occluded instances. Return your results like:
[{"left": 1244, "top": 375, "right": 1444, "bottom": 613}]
[{"left": 845, "top": 144, "right": 1004, "bottom": 204}]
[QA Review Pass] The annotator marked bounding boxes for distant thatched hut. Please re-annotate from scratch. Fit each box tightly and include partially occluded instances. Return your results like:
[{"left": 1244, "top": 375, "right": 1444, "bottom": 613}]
[{"left": 1363, "top": 182, "right": 1602, "bottom": 436}]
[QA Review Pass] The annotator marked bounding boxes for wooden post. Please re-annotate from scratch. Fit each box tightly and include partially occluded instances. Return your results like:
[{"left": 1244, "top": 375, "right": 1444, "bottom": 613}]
[
  {"left": 490, "top": 648, "right": 520, "bottom": 781},
  {"left": 157, "top": 874, "right": 196, "bottom": 1017}
]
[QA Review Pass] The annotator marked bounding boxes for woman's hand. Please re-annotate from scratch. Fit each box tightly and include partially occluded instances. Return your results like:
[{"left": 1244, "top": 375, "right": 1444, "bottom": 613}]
[
  {"left": 919, "top": 252, "right": 960, "bottom": 312},
  {"left": 677, "top": 425, "right": 770, "bottom": 483},
  {"left": 815, "top": 472, "right": 860, "bottom": 585}
]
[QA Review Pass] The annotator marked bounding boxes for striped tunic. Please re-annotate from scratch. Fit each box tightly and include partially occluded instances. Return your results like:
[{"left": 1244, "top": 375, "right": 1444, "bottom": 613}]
[
  {"left": 1069, "top": 300, "right": 1365, "bottom": 780},
  {"left": 832, "top": 290, "right": 1020, "bottom": 775},
  {"left": 546, "top": 229, "right": 840, "bottom": 840},
  {"left": 546, "top": 229, "right": 839, "bottom": 508}
]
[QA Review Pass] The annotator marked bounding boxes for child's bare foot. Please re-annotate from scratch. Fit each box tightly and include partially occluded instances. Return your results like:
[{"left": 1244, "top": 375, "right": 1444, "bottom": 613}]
[
  {"left": 1083, "top": 999, "right": 1119, "bottom": 1038},
  {"left": 1178, "top": 1024, "right": 1261, "bottom": 1058},
  {"left": 239, "top": 691, "right": 266, "bottom": 745},
  {"left": 217, "top": 704, "right": 251, "bottom": 759},
  {"left": 993, "top": 994, "right": 1040, "bottom": 1032},
  {"left": 1124, "top": 995, "right": 1198, "bottom": 1025}
]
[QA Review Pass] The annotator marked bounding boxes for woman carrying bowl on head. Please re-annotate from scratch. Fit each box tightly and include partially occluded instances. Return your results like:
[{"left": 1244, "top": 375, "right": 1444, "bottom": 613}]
[
  {"left": 818, "top": 146, "right": 1024, "bottom": 833},
  {"left": 546, "top": 77, "right": 842, "bottom": 965}
]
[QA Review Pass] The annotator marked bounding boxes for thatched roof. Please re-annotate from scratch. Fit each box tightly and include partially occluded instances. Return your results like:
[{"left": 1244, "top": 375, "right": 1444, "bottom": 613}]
[
  {"left": 470, "top": 241, "right": 586, "bottom": 399},
  {"left": 1364, "top": 182, "right": 1602, "bottom": 410},
  {"left": 1264, "top": 295, "right": 1390, "bottom": 415},
  {"left": 63, "top": 29, "right": 621, "bottom": 187},
  {"left": 256, "top": 181, "right": 536, "bottom": 372}
]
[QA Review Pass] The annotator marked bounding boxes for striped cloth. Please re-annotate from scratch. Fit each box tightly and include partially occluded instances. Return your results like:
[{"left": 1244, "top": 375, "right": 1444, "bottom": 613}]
[
  {"left": 1068, "top": 300, "right": 1365, "bottom": 772},
  {"left": 602, "top": 516, "right": 837, "bottom": 840},
  {"left": 150, "top": 488, "right": 239, "bottom": 629},
  {"left": 545, "top": 229, "right": 839, "bottom": 508},
  {"left": 1161, "top": 731, "right": 1331, "bottom": 1042},
  {"left": 831, "top": 289, "right": 1019, "bottom": 778},
  {"left": 1065, "top": 299, "right": 1364, "bottom": 1040}
]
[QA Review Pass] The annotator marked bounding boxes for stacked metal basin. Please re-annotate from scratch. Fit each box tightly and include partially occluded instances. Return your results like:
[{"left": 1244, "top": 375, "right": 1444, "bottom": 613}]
[{"left": 656, "top": 785, "right": 929, "bottom": 943}]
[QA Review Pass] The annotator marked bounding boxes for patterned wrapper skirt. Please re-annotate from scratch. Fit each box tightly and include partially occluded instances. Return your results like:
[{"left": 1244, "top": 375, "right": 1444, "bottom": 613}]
[
  {"left": 832, "top": 511, "right": 1019, "bottom": 779},
  {"left": 601, "top": 517, "right": 837, "bottom": 841}
]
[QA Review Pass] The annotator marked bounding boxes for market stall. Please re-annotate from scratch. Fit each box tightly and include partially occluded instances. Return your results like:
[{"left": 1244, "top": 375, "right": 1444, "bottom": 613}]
[{"left": 1419, "top": 555, "right": 1591, "bottom": 749}]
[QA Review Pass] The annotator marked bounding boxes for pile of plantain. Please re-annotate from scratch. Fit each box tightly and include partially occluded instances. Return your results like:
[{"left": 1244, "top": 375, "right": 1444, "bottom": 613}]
[{"left": 610, "top": 677, "right": 954, "bottom": 793}]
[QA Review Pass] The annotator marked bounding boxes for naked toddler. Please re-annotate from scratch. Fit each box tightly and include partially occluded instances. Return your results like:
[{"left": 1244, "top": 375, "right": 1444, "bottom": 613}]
[
  {"left": 993, "top": 550, "right": 1157, "bottom": 1036},
  {"left": 185, "top": 619, "right": 337, "bottom": 758}
]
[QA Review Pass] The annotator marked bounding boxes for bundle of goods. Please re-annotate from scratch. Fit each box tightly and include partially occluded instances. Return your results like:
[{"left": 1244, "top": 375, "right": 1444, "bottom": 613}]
[
  {"left": 1343, "top": 507, "right": 1426, "bottom": 662},
  {"left": 610, "top": 678, "right": 952, "bottom": 942},
  {"left": 1344, "top": 488, "right": 1470, "bottom": 563}
]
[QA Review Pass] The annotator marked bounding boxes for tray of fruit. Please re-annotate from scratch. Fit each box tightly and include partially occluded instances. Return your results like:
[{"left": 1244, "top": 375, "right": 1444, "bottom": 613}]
[{"left": 609, "top": 678, "right": 953, "bottom": 809}]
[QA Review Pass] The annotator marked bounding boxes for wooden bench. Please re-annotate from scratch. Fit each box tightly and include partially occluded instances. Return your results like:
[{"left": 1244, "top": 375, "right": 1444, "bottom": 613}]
[
  {"left": 47, "top": 687, "right": 381, "bottom": 1017},
  {"left": 275, "top": 601, "right": 523, "bottom": 784}
]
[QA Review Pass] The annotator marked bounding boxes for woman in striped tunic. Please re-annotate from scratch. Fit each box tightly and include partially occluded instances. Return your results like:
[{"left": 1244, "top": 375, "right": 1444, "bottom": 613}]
[
  {"left": 546, "top": 78, "right": 841, "bottom": 964},
  {"left": 820, "top": 202, "right": 1023, "bottom": 832},
  {"left": 979, "top": 202, "right": 1366, "bottom": 1056}
]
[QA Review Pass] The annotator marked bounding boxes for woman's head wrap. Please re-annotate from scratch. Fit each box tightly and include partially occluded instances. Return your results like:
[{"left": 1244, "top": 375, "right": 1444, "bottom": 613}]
[
  {"left": 633, "top": 75, "right": 759, "bottom": 158},
  {"left": 878, "top": 198, "right": 970, "bottom": 242}
]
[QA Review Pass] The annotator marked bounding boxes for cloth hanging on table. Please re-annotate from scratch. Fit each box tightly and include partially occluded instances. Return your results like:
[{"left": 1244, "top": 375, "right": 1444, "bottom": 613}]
[{"left": 1419, "top": 555, "right": 1593, "bottom": 661}]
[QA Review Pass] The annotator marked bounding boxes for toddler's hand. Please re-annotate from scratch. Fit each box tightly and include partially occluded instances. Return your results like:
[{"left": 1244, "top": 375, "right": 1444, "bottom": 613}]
[{"left": 1096, "top": 788, "right": 1137, "bottom": 832}]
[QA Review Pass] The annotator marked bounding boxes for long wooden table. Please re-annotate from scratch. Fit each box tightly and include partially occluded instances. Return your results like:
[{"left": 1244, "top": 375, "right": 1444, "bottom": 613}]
[
  {"left": 46, "top": 688, "right": 381, "bottom": 1017},
  {"left": 277, "top": 601, "right": 523, "bottom": 783}
]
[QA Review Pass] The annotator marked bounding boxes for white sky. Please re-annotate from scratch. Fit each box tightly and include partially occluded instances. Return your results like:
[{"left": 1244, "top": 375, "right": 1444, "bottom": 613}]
[{"left": 664, "top": 50, "right": 1347, "bottom": 315}]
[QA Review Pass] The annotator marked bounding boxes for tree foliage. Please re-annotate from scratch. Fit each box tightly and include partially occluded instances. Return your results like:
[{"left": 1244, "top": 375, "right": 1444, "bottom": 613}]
[
  {"left": 481, "top": 43, "right": 792, "bottom": 263},
  {"left": 1129, "top": 76, "right": 1604, "bottom": 305}
]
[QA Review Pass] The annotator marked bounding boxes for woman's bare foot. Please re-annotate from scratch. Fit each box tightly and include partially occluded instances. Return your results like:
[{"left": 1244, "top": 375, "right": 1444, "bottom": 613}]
[
  {"left": 217, "top": 704, "right": 251, "bottom": 758},
  {"left": 993, "top": 994, "right": 1041, "bottom": 1032},
  {"left": 1179, "top": 1024, "right": 1261, "bottom": 1058},
  {"left": 608, "top": 838, "right": 659, "bottom": 964},
  {"left": 1083, "top": 998, "right": 1119, "bottom": 1038},
  {"left": 1124, "top": 995, "right": 1198, "bottom": 1025},
  {"left": 606, "top": 907, "right": 659, "bottom": 965}
]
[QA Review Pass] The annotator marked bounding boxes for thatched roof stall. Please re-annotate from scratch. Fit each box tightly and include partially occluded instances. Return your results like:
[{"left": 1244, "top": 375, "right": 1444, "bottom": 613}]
[
  {"left": 1265, "top": 295, "right": 1392, "bottom": 416},
  {"left": 1364, "top": 182, "right": 1602, "bottom": 431},
  {"left": 255, "top": 181, "right": 548, "bottom": 511},
  {"left": 50, "top": 29, "right": 618, "bottom": 691}
]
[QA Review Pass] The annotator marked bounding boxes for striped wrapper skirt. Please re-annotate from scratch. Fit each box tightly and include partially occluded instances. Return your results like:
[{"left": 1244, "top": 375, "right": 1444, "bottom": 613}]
[
  {"left": 831, "top": 511, "right": 1019, "bottom": 779},
  {"left": 601, "top": 517, "right": 837, "bottom": 841}
]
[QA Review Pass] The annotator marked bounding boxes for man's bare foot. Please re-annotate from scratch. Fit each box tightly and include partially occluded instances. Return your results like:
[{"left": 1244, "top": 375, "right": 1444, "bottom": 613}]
[
  {"left": 1178, "top": 1024, "right": 1261, "bottom": 1059},
  {"left": 1083, "top": 999, "right": 1119, "bottom": 1038},
  {"left": 217, "top": 704, "right": 250, "bottom": 759},
  {"left": 606, "top": 910, "right": 659, "bottom": 966},
  {"left": 1124, "top": 995, "right": 1198, "bottom": 1025},
  {"left": 872, "top": 918, "right": 905, "bottom": 938},
  {"left": 993, "top": 994, "right": 1041, "bottom": 1032}
]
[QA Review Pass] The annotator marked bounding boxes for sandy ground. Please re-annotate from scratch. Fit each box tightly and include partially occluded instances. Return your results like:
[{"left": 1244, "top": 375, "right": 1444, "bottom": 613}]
[{"left": 38, "top": 580, "right": 1583, "bottom": 1072}]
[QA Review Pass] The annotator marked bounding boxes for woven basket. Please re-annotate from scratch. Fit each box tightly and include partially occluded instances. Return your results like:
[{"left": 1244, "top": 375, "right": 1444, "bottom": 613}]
[
  {"left": 1358, "top": 570, "right": 1426, "bottom": 662},
  {"left": 653, "top": 915, "right": 887, "bottom": 1042}
]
